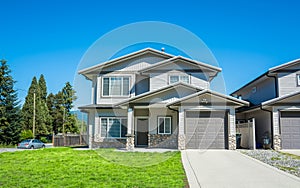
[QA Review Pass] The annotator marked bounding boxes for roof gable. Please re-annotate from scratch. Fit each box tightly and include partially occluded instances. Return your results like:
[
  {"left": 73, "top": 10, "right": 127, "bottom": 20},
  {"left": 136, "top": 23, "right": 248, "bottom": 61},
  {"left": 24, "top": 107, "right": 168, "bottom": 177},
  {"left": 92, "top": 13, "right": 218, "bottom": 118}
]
[
  {"left": 231, "top": 58, "right": 300, "bottom": 96},
  {"left": 168, "top": 89, "right": 249, "bottom": 107},
  {"left": 78, "top": 48, "right": 174, "bottom": 77},
  {"left": 262, "top": 90, "right": 300, "bottom": 107},
  {"left": 139, "top": 56, "right": 221, "bottom": 81},
  {"left": 115, "top": 82, "right": 203, "bottom": 107}
]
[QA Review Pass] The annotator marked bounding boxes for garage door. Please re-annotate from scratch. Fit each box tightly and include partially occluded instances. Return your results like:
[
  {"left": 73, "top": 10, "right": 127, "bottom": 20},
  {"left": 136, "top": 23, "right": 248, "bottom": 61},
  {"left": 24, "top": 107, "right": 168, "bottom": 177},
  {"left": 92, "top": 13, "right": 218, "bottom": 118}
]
[
  {"left": 185, "top": 111, "right": 228, "bottom": 149},
  {"left": 281, "top": 111, "right": 300, "bottom": 149}
]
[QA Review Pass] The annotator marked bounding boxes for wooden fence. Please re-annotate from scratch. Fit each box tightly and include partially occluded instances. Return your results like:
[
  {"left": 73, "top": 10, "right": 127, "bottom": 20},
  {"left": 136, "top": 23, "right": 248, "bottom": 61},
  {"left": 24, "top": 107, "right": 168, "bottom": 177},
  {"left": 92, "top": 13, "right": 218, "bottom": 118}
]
[{"left": 53, "top": 133, "right": 88, "bottom": 147}]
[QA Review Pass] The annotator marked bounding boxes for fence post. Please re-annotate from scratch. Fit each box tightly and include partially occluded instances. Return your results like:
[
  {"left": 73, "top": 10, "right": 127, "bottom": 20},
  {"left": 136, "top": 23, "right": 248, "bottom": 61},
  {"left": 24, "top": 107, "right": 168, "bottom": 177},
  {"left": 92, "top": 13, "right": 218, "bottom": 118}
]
[
  {"left": 252, "top": 118, "right": 256, "bottom": 150},
  {"left": 52, "top": 131, "right": 55, "bottom": 147}
]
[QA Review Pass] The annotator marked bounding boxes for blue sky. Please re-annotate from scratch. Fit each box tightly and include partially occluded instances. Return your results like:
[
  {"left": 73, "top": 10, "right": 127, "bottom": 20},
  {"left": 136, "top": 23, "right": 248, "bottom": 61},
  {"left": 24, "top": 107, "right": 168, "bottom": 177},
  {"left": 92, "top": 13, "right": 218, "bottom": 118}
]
[{"left": 1, "top": 0, "right": 300, "bottom": 108}]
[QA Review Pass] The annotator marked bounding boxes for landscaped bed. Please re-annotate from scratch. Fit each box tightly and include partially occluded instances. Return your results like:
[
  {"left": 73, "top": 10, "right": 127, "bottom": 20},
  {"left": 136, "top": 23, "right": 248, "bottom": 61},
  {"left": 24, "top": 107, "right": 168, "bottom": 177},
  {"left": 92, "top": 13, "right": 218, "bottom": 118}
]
[
  {"left": 0, "top": 148, "right": 187, "bottom": 187},
  {"left": 241, "top": 150, "right": 300, "bottom": 178}
]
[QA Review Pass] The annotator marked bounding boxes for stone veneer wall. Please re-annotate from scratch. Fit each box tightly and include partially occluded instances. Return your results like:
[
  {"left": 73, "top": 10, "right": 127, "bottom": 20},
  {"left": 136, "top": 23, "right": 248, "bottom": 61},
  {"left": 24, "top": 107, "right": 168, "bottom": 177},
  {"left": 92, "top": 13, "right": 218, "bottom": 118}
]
[
  {"left": 178, "top": 134, "right": 185, "bottom": 150},
  {"left": 273, "top": 134, "right": 281, "bottom": 150},
  {"left": 126, "top": 135, "right": 135, "bottom": 151},
  {"left": 228, "top": 134, "right": 236, "bottom": 150},
  {"left": 148, "top": 133, "right": 178, "bottom": 149},
  {"left": 92, "top": 138, "right": 126, "bottom": 148}
]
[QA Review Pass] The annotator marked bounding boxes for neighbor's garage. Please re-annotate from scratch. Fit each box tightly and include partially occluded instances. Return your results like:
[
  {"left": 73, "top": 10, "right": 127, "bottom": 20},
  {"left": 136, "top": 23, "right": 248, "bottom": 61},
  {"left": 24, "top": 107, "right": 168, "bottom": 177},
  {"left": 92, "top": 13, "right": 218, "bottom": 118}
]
[
  {"left": 280, "top": 111, "right": 300, "bottom": 149},
  {"left": 185, "top": 111, "right": 228, "bottom": 149}
]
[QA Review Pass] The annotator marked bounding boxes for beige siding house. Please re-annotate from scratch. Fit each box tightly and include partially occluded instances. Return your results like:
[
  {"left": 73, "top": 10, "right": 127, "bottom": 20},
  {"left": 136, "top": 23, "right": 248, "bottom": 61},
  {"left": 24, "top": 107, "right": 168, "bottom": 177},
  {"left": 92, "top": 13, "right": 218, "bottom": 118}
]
[
  {"left": 79, "top": 48, "right": 248, "bottom": 150},
  {"left": 232, "top": 59, "right": 300, "bottom": 150}
]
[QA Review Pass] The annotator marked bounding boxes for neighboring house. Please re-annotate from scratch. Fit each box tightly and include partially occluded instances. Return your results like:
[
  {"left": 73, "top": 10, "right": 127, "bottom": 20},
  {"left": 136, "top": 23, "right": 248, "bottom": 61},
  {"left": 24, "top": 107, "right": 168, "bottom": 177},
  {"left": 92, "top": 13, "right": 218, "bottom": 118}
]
[
  {"left": 231, "top": 59, "right": 300, "bottom": 150},
  {"left": 78, "top": 48, "right": 248, "bottom": 150}
]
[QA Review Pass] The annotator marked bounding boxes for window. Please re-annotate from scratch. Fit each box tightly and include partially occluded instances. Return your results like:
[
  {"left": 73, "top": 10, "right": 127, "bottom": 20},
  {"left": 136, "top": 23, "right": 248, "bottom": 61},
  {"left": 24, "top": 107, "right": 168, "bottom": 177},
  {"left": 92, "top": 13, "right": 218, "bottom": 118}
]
[
  {"left": 100, "top": 117, "right": 127, "bottom": 138},
  {"left": 158, "top": 117, "right": 171, "bottom": 134},
  {"left": 102, "top": 77, "right": 130, "bottom": 96},
  {"left": 169, "top": 75, "right": 190, "bottom": 84},
  {"left": 297, "top": 74, "right": 300, "bottom": 86}
]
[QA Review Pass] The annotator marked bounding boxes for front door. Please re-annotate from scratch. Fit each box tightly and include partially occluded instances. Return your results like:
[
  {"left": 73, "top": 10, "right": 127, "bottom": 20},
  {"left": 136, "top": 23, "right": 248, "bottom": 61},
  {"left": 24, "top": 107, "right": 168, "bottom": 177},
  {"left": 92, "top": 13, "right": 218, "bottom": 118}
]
[{"left": 136, "top": 118, "right": 148, "bottom": 146}]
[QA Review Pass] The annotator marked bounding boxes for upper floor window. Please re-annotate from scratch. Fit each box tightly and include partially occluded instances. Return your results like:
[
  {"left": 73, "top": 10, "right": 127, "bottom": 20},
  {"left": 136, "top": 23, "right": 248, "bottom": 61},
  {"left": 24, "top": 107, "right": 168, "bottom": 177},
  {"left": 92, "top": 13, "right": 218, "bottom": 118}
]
[
  {"left": 102, "top": 77, "right": 130, "bottom": 96},
  {"left": 169, "top": 75, "right": 190, "bottom": 84},
  {"left": 297, "top": 74, "right": 300, "bottom": 86}
]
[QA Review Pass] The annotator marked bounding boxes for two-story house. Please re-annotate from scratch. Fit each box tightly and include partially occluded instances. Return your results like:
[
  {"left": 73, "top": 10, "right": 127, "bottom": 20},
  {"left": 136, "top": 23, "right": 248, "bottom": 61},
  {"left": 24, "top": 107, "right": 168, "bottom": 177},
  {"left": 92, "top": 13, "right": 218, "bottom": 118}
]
[
  {"left": 78, "top": 48, "right": 248, "bottom": 150},
  {"left": 231, "top": 59, "right": 300, "bottom": 150}
]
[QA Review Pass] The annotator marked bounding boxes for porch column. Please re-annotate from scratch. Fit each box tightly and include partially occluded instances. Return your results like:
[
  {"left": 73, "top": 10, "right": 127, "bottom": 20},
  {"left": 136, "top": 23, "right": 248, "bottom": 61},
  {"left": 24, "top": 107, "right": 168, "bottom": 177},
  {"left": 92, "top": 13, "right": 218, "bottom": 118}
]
[
  {"left": 126, "top": 107, "right": 135, "bottom": 150},
  {"left": 178, "top": 106, "right": 185, "bottom": 150},
  {"left": 272, "top": 108, "right": 281, "bottom": 150},
  {"left": 228, "top": 108, "right": 236, "bottom": 150},
  {"left": 88, "top": 110, "right": 95, "bottom": 149}
]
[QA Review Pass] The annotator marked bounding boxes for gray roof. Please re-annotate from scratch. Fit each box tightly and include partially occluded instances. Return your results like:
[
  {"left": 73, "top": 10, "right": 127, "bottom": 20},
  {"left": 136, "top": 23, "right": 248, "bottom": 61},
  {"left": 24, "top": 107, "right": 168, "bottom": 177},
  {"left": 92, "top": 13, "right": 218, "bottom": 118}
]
[{"left": 78, "top": 48, "right": 174, "bottom": 75}]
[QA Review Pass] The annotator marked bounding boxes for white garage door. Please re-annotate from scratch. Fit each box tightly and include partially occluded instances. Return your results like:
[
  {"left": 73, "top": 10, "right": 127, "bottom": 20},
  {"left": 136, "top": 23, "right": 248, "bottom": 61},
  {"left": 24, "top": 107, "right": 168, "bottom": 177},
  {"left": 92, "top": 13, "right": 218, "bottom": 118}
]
[
  {"left": 185, "top": 111, "right": 228, "bottom": 149},
  {"left": 281, "top": 111, "right": 300, "bottom": 149}
]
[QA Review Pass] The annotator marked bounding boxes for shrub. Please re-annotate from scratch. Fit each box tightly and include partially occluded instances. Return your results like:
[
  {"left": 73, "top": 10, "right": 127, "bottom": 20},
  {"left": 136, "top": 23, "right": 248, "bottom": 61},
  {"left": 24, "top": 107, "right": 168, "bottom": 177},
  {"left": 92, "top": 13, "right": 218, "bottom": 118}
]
[{"left": 20, "top": 130, "right": 33, "bottom": 140}]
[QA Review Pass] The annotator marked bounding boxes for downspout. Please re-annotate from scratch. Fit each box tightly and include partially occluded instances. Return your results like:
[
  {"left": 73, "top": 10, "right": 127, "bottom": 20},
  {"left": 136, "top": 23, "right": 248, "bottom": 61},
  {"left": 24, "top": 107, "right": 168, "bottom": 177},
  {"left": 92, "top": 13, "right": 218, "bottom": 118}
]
[
  {"left": 266, "top": 72, "right": 278, "bottom": 98},
  {"left": 263, "top": 72, "right": 277, "bottom": 149},
  {"left": 168, "top": 106, "right": 179, "bottom": 136},
  {"left": 260, "top": 105, "right": 273, "bottom": 149}
]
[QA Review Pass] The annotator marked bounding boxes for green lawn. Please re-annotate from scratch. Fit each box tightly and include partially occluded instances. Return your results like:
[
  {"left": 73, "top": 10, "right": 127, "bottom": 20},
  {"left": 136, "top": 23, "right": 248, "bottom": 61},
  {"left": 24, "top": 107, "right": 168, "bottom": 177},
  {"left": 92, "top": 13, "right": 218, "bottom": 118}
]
[{"left": 0, "top": 148, "right": 187, "bottom": 187}]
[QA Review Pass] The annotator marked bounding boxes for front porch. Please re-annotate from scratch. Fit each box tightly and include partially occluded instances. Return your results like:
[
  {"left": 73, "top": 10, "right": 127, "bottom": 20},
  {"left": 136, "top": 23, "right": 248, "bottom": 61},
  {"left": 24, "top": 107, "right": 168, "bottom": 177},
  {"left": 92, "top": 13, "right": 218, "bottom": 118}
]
[{"left": 125, "top": 107, "right": 178, "bottom": 150}]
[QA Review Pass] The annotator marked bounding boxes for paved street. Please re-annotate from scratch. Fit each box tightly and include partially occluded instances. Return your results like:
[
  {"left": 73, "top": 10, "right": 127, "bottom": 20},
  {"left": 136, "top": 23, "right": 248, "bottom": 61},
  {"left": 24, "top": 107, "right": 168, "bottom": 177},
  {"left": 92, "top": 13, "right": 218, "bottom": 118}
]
[{"left": 182, "top": 150, "right": 300, "bottom": 188}]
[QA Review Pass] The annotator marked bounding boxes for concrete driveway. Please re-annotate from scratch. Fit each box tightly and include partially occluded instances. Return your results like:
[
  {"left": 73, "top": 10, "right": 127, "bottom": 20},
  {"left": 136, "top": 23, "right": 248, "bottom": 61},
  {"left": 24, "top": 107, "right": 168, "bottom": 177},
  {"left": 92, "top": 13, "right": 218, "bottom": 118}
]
[{"left": 182, "top": 150, "right": 300, "bottom": 188}]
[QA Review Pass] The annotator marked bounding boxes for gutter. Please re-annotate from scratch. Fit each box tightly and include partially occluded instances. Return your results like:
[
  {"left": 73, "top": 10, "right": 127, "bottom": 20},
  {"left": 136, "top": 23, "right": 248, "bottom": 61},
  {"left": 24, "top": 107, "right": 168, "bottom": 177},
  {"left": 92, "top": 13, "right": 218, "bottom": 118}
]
[{"left": 168, "top": 106, "right": 179, "bottom": 133}]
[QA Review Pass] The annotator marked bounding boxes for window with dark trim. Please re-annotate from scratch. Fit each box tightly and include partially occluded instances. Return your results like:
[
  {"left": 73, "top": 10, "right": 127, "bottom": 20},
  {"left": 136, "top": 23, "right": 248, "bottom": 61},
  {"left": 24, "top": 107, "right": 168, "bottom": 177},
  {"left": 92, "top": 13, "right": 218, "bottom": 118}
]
[
  {"left": 297, "top": 74, "right": 300, "bottom": 86},
  {"left": 100, "top": 117, "right": 127, "bottom": 138},
  {"left": 158, "top": 117, "right": 171, "bottom": 134},
  {"left": 102, "top": 77, "right": 130, "bottom": 96}
]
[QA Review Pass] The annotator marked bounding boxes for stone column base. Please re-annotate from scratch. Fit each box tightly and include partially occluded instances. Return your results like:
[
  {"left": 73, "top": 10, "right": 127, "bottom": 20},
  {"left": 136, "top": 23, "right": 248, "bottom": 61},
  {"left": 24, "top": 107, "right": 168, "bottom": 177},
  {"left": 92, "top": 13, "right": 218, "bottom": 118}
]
[
  {"left": 126, "top": 134, "right": 135, "bottom": 151},
  {"left": 273, "top": 134, "right": 281, "bottom": 150},
  {"left": 178, "top": 134, "right": 186, "bottom": 150},
  {"left": 228, "top": 134, "right": 236, "bottom": 150}
]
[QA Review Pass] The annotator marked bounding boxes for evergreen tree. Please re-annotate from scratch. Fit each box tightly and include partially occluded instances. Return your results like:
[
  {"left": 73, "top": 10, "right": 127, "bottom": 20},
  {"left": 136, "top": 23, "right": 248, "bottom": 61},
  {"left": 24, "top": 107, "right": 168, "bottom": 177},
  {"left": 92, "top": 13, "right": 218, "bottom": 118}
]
[
  {"left": 21, "top": 76, "right": 39, "bottom": 133},
  {"left": 47, "top": 93, "right": 63, "bottom": 134},
  {"left": 37, "top": 75, "right": 51, "bottom": 134},
  {"left": 0, "top": 59, "right": 21, "bottom": 145},
  {"left": 22, "top": 75, "right": 53, "bottom": 136}
]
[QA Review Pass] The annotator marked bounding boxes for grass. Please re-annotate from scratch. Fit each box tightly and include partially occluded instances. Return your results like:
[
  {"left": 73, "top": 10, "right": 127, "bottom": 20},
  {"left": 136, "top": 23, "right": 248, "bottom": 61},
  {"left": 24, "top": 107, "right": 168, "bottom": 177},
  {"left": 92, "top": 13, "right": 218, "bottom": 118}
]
[
  {"left": 270, "top": 156, "right": 281, "bottom": 161},
  {"left": 279, "top": 151, "right": 300, "bottom": 160},
  {"left": 276, "top": 165, "right": 297, "bottom": 172},
  {"left": 0, "top": 148, "right": 187, "bottom": 187}
]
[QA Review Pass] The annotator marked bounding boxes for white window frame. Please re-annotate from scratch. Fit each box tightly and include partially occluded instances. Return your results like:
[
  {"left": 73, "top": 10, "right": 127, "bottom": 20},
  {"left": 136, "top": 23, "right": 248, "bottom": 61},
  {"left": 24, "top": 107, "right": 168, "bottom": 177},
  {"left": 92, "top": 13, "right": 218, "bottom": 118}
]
[
  {"left": 169, "top": 75, "right": 190, "bottom": 84},
  {"left": 100, "top": 117, "right": 127, "bottom": 138},
  {"left": 102, "top": 76, "right": 130, "bottom": 97},
  {"left": 297, "top": 74, "right": 300, "bottom": 86},
  {"left": 158, "top": 117, "right": 172, "bottom": 134}
]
